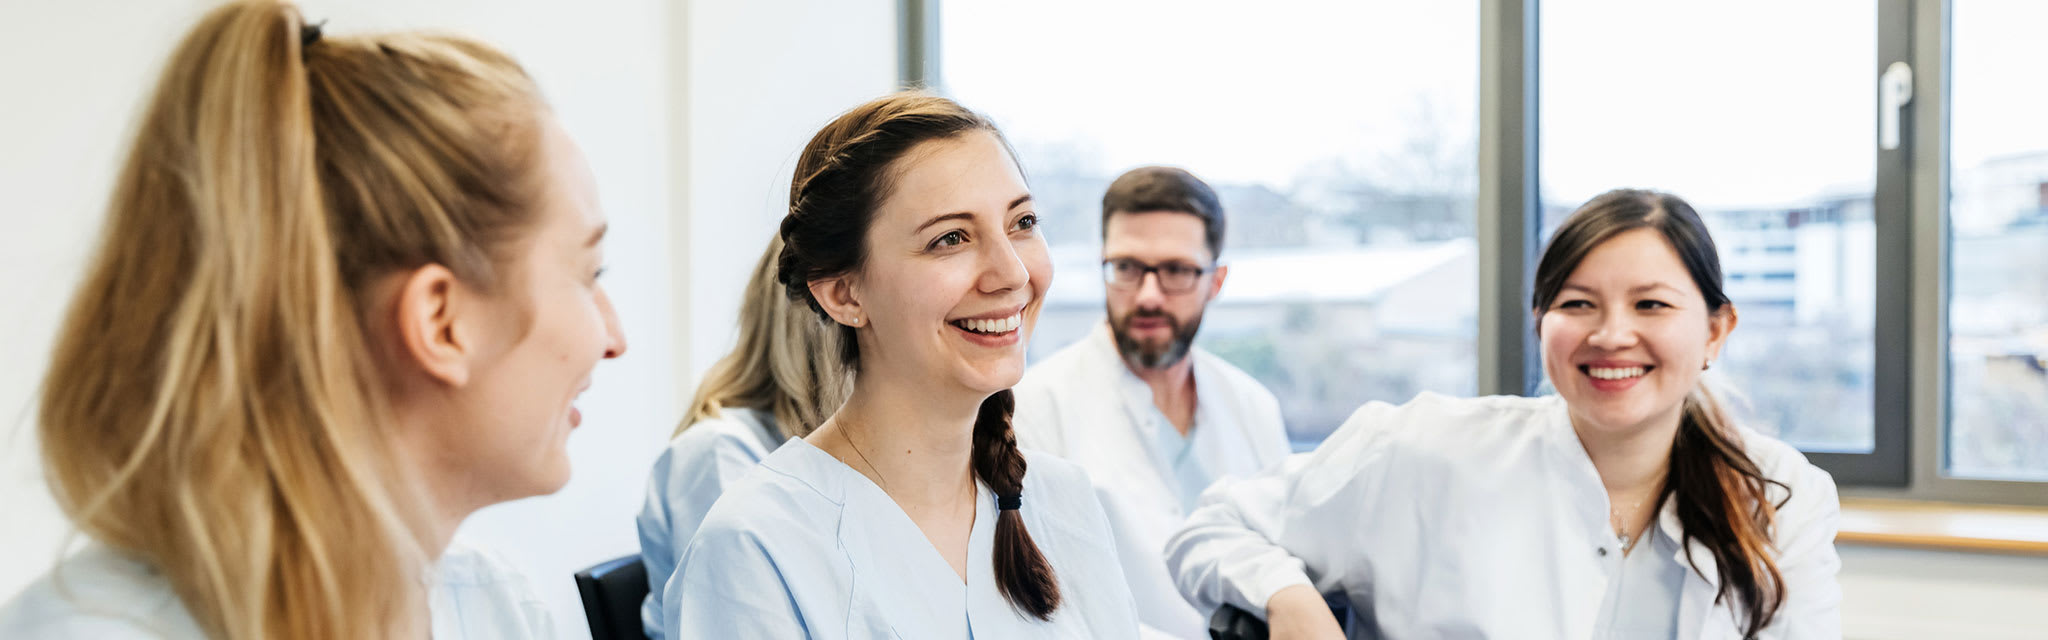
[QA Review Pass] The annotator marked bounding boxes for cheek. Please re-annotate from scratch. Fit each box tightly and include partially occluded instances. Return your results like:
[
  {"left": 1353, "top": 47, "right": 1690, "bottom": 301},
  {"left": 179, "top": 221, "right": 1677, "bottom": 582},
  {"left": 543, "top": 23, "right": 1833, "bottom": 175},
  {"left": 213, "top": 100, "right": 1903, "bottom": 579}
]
[
  {"left": 1537, "top": 315, "right": 1581, "bottom": 362},
  {"left": 1022, "top": 243, "right": 1053, "bottom": 296}
]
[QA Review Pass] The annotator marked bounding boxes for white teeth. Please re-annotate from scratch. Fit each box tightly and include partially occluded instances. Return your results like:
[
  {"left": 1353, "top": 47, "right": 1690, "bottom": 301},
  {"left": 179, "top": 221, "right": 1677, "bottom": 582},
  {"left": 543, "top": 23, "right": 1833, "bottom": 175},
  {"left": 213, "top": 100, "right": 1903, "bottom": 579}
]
[
  {"left": 1588, "top": 366, "right": 1647, "bottom": 380},
  {"left": 957, "top": 313, "right": 1021, "bottom": 334}
]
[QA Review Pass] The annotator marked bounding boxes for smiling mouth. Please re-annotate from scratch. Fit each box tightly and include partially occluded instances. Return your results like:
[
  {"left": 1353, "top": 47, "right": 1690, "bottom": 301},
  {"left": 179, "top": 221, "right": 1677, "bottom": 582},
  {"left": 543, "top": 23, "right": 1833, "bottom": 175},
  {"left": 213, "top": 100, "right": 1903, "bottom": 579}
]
[
  {"left": 951, "top": 312, "right": 1022, "bottom": 335},
  {"left": 1581, "top": 365, "right": 1653, "bottom": 380}
]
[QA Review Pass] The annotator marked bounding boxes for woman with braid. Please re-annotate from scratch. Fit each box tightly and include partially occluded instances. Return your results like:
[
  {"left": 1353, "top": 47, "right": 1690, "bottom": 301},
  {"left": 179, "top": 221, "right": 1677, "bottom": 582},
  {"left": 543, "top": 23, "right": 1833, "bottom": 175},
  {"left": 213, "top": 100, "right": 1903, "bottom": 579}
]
[
  {"left": 664, "top": 92, "right": 1139, "bottom": 637},
  {"left": 1166, "top": 189, "right": 1841, "bottom": 640}
]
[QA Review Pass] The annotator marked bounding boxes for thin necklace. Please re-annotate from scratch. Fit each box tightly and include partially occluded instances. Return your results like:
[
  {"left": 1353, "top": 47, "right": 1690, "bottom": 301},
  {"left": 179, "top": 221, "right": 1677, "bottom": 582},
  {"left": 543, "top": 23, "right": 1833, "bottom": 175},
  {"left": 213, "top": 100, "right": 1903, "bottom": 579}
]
[
  {"left": 1610, "top": 497, "right": 1644, "bottom": 554},
  {"left": 836, "top": 418, "right": 890, "bottom": 491}
]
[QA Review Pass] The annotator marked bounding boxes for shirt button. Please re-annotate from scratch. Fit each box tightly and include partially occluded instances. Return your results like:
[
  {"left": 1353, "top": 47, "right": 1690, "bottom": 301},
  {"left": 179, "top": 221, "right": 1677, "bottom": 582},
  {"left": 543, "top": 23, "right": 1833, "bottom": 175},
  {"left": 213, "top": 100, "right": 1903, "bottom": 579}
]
[{"left": 1597, "top": 547, "right": 1609, "bottom": 557}]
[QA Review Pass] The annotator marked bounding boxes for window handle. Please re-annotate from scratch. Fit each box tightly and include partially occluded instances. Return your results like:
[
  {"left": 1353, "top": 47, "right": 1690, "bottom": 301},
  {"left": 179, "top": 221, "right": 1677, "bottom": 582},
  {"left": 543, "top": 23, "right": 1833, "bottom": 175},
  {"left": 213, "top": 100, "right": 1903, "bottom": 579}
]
[{"left": 1880, "top": 61, "right": 1914, "bottom": 151}]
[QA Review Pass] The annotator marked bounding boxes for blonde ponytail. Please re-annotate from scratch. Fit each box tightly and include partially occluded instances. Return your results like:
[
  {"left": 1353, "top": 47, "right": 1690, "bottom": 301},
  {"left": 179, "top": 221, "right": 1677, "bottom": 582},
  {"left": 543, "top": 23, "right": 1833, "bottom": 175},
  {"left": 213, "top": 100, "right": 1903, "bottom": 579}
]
[{"left": 39, "top": 2, "right": 547, "bottom": 637}]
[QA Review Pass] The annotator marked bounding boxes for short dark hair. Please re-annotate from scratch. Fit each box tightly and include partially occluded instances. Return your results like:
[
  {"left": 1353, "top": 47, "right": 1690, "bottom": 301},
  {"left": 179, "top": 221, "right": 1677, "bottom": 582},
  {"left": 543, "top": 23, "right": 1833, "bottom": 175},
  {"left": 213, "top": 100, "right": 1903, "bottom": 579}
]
[{"left": 1100, "top": 166, "right": 1226, "bottom": 258}]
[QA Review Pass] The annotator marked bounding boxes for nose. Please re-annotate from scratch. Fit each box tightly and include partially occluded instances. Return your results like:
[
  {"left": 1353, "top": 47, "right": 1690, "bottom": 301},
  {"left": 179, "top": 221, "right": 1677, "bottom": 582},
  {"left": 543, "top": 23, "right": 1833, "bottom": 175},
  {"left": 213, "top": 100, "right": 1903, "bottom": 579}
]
[
  {"left": 598, "top": 287, "right": 628, "bottom": 359},
  {"left": 978, "top": 234, "right": 1031, "bottom": 295},
  {"left": 1132, "top": 270, "right": 1167, "bottom": 309},
  {"left": 1587, "top": 309, "right": 1637, "bottom": 351}
]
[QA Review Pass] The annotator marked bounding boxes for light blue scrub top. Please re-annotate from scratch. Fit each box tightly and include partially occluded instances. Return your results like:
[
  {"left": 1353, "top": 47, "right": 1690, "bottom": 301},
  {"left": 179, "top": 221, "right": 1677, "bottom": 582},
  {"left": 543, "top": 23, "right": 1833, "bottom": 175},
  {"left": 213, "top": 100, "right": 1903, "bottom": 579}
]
[
  {"left": 0, "top": 541, "right": 554, "bottom": 638},
  {"left": 1594, "top": 525, "right": 1686, "bottom": 639},
  {"left": 635, "top": 407, "right": 784, "bottom": 640},
  {"left": 664, "top": 437, "right": 1140, "bottom": 638}
]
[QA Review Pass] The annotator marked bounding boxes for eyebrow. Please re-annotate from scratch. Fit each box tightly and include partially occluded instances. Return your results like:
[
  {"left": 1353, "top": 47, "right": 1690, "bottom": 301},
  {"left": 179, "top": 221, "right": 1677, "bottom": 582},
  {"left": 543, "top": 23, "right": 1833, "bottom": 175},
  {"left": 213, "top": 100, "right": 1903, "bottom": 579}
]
[
  {"left": 586, "top": 223, "right": 608, "bottom": 247},
  {"left": 909, "top": 194, "right": 1034, "bottom": 235},
  {"left": 1561, "top": 282, "right": 1684, "bottom": 296}
]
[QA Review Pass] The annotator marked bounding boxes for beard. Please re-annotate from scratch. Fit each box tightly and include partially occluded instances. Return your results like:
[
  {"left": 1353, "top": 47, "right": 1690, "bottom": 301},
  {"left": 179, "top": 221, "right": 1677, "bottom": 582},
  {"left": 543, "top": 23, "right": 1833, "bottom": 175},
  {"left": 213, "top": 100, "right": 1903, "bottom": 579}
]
[{"left": 1111, "top": 307, "right": 1204, "bottom": 370}]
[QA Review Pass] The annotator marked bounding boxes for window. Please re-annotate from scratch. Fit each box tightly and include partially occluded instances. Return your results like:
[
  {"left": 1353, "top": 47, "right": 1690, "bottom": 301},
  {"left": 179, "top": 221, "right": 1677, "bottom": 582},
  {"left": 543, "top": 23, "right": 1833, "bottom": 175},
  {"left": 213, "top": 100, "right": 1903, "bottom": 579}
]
[
  {"left": 919, "top": 0, "right": 2047, "bottom": 498},
  {"left": 1946, "top": 0, "right": 2048, "bottom": 481},
  {"left": 939, "top": 0, "right": 1479, "bottom": 447},
  {"left": 1539, "top": 0, "right": 1878, "bottom": 453}
]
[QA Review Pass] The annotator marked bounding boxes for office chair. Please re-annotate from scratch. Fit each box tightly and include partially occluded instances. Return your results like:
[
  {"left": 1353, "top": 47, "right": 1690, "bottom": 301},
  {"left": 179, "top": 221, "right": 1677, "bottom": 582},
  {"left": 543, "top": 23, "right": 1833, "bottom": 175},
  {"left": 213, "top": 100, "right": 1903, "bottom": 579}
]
[{"left": 573, "top": 554, "right": 651, "bottom": 640}]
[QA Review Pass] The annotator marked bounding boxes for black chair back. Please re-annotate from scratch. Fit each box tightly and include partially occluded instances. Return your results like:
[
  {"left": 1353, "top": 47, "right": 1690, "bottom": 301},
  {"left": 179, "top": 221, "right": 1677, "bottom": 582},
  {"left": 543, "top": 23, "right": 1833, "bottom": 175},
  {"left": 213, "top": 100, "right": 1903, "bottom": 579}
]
[
  {"left": 1207, "top": 593, "right": 1356, "bottom": 640},
  {"left": 573, "top": 554, "right": 650, "bottom": 640}
]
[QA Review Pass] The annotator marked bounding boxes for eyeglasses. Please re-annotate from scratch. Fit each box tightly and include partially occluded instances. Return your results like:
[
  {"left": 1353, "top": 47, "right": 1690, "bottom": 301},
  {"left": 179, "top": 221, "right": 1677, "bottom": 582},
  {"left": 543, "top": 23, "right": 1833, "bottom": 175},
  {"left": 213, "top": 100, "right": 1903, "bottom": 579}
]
[{"left": 1101, "top": 258, "right": 1211, "bottom": 294}]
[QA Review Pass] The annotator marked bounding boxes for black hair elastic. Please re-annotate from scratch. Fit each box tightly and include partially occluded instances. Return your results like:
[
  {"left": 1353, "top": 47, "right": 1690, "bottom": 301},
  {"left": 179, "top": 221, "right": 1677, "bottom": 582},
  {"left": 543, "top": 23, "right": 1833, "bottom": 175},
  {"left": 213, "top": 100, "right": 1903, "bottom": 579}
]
[
  {"left": 997, "top": 494, "right": 1022, "bottom": 511},
  {"left": 300, "top": 20, "right": 326, "bottom": 50}
]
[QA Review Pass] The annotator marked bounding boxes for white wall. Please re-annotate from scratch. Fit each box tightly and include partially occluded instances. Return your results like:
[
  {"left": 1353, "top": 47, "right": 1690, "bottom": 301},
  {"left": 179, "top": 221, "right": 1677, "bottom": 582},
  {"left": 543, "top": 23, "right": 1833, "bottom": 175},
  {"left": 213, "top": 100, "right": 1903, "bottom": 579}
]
[{"left": 0, "top": 1, "right": 895, "bottom": 638}]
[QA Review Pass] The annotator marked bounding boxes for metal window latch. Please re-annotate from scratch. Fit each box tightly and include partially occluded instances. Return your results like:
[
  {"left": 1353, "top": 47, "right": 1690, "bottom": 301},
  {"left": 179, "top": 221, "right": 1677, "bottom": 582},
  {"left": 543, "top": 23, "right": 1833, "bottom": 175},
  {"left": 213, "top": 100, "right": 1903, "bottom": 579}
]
[{"left": 1880, "top": 61, "right": 1914, "bottom": 151}]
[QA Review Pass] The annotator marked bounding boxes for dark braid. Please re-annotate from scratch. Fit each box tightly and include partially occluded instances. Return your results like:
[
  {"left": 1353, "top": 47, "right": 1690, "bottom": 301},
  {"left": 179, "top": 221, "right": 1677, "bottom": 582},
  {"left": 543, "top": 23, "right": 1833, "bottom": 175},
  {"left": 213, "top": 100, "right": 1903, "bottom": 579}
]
[{"left": 973, "top": 389, "right": 1060, "bottom": 619}]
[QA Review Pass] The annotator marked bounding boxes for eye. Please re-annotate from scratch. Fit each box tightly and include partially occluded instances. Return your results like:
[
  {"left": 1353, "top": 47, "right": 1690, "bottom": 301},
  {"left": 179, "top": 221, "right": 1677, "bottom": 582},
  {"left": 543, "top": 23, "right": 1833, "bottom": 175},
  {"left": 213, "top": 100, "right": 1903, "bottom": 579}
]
[
  {"left": 1636, "top": 299, "right": 1673, "bottom": 310},
  {"left": 1012, "top": 213, "right": 1039, "bottom": 233},
  {"left": 1556, "top": 299, "right": 1593, "bottom": 310},
  {"left": 1162, "top": 263, "right": 1199, "bottom": 278},
  {"left": 929, "top": 230, "right": 967, "bottom": 250}
]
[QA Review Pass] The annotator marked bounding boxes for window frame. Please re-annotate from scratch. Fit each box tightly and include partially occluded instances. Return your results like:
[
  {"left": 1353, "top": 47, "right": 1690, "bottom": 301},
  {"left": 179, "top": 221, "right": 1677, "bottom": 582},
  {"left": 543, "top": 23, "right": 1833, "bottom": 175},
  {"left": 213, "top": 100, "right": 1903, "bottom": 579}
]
[{"left": 918, "top": 0, "right": 2048, "bottom": 504}]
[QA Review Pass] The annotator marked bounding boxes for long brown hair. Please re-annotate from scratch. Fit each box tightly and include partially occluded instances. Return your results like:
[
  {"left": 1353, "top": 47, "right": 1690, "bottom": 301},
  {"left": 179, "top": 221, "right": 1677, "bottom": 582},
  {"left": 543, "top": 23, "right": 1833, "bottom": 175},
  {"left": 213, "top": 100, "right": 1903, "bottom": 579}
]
[
  {"left": 775, "top": 91, "right": 1061, "bottom": 619},
  {"left": 674, "top": 233, "right": 850, "bottom": 439},
  {"left": 37, "top": 2, "right": 547, "bottom": 637},
  {"left": 1534, "top": 189, "right": 1789, "bottom": 637}
]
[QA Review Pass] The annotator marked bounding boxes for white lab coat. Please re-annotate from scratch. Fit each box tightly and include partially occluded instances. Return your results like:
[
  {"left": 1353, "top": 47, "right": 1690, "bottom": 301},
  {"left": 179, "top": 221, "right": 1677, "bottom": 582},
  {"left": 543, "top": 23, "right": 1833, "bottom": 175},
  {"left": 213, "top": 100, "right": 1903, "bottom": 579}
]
[
  {"left": 664, "top": 437, "right": 1141, "bottom": 639},
  {"left": 636, "top": 407, "right": 785, "bottom": 640},
  {"left": 1166, "top": 392, "right": 1842, "bottom": 640},
  {"left": 0, "top": 541, "right": 555, "bottom": 638},
  {"left": 1013, "top": 322, "right": 1292, "bottom": 638}
]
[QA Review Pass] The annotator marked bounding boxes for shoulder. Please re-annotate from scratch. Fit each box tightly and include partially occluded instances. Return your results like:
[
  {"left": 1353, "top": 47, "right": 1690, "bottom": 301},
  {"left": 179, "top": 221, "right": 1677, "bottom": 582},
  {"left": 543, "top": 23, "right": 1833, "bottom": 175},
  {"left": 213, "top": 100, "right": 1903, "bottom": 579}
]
[
  {"left": 690, "top": 445, "right": 845, "bottom": 549},
  {"left": 435, "top": 541, "right": 537, "bottom": 590},
  {"left": 1016, "top": 337, "right": 1106, "bottom": 397},
  {"left": 1334, "top": 392, "right": 1556, "bottom": 448},
  {"left": 0, "top": 545, "right": 204, "bottom": 639},
  {"left": 1020, "top": 448, "right": 1093, "bottom": 498},
  {"left": 670, "top": 408, "right": 780, "bottom": 461},
  {"left": 1192, "top": 347, "right": 1279, "bottom": 404},
  {"left": 1735, "top": 426, "right": 1841, "bottom": 508},
  {"left": 433, "top": 543, "right": 555, "bottom": 638}
]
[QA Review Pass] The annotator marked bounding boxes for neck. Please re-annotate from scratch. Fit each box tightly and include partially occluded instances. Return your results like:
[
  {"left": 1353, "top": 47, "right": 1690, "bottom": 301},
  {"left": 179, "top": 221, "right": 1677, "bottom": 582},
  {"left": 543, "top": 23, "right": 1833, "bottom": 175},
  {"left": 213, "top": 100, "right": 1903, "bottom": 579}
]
[
  {"left": 1129, "top": 352, "right": 1197, "bottom": 434},
  {"left": 812, "top": 373, "right": 981, "bottom": 507},
  {"left": 1570, "top": 411, "right": 1680, "bottom": 498}
]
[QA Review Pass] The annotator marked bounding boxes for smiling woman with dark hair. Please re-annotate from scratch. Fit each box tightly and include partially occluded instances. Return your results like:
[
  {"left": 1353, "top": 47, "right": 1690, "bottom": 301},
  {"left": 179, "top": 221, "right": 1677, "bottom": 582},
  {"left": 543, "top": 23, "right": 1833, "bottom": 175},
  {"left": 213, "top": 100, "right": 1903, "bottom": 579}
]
[
  {"left": 662, "top": 91, "right": 1139, "bottom": 638},
  {"left": 1166, "top": 188, "right": 1842, "bottom": 640}
]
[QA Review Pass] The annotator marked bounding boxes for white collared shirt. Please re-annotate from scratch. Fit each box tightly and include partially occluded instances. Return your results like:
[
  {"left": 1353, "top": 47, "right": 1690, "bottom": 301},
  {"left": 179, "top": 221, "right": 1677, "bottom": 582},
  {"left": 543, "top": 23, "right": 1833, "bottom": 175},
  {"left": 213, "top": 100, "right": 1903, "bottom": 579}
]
[
  {"left": 0, "top": 541, "right": 555, "bottom": 639},
  {"left": 1165, "top": 392, "right": 1843, "bottom": 640},
  {"left": 1013, "top": 323, "right": 1292, "bottom": 638}
]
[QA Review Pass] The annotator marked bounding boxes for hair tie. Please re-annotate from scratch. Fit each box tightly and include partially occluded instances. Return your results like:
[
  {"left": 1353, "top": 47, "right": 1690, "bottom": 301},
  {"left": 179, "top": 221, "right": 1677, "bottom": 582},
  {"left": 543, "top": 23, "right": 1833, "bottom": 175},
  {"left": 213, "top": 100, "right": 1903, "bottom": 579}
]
[
  {"left": 997, "top": 494, "right": 1021, "bottom": 511},
  {"left": 301, "top": 20, "right": 326, "bottom": 51}
]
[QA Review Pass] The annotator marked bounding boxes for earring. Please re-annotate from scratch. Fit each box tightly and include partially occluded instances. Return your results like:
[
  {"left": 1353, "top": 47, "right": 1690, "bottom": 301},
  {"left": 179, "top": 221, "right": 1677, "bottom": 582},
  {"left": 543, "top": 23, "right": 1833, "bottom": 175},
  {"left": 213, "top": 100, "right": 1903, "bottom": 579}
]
[
  {"left": 849, "top": 316, "right": 862, "bottom": 326},
  {"left": 1703, "top": 360, "right": 1712, "bottom": 371}
]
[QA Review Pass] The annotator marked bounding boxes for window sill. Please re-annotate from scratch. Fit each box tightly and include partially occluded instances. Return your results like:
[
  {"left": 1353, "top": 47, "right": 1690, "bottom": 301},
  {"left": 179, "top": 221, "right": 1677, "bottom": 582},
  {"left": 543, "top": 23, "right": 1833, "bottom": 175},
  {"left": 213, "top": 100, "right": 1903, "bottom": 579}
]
[{"left": 1837, "top": 498, "right": 2048, "bottom": 556}]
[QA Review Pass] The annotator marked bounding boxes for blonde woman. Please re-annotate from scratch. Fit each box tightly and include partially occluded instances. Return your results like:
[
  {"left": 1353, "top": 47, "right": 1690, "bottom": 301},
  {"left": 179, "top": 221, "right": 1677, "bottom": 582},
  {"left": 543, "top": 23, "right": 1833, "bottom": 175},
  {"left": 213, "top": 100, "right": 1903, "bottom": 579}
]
[
  {"left": 636, "top": 234, "right": 850, "bottom": 639},
  {"left": 0, "top": 2, "right": 626, "bottom": 638}
]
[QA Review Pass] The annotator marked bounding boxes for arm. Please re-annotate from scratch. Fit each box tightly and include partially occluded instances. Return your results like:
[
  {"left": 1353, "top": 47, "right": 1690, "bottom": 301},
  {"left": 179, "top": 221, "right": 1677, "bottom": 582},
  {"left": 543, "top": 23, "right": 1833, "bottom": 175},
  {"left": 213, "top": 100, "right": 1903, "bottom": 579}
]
[
  {"left": 1165, "top": 401, "right": 1402, "bottom": 622},
  {"left": 1009, "top": 380, "right": 1067, "bottom": 455},
  {"left": 664, "top": 526, "right": 810, "bottom": 639}
]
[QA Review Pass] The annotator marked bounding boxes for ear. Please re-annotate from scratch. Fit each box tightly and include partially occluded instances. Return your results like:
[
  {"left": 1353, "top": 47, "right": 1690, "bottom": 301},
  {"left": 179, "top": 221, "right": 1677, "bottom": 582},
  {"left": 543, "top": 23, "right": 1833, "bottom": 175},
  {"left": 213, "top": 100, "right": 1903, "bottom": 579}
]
[
  {"left": 393, "top": 264, "right": 475, "bottom": 387},
  {"left": 807, "top": 273, "right": 865, "bottom": 329},
  {"left": 1705, "top": 302, "right": 1740, "bottom": 363},
  {"left": 1207, "top": 263, "right": 1229, "bottom": 300}
]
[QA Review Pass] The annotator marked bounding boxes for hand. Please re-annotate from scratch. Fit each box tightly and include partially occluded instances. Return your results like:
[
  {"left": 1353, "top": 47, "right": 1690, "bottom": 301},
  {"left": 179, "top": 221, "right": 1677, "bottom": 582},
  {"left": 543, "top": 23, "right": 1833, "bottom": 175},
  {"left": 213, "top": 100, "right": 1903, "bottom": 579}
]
[{"left": 1264, "top": 585, "right": 1345, "bottom": 640}]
